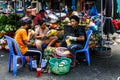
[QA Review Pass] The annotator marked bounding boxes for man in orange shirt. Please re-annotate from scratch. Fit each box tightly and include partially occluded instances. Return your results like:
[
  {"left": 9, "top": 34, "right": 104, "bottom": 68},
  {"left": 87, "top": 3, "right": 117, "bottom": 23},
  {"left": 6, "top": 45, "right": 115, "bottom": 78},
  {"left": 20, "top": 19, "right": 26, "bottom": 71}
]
[{"left": 14, "top": 16, "right": 42, "bottom": 69}]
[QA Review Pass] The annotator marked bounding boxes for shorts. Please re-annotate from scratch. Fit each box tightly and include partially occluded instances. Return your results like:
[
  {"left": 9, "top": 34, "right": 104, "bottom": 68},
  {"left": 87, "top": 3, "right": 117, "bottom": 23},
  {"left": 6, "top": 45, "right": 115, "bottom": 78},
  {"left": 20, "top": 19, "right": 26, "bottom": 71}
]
[{"left": 67, "top": 44, "right": 83, "bottom": 53}]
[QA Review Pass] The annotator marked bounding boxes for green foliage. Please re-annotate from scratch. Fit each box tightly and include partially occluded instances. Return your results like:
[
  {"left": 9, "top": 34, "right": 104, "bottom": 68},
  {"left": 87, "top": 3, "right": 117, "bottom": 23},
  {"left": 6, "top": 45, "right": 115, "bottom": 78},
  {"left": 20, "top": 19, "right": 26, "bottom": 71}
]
[
  {"left": 7, "top": 13, "right": 22, "bottom": 28},
  {"left": 57, "top": 21, "right": 64, "bottom": 30},
  {"left": 0, "top": 15, "right": 8, "bottom": 25},
  {"left": 0, "top": 13, "right": 22, "bottom": 32}
]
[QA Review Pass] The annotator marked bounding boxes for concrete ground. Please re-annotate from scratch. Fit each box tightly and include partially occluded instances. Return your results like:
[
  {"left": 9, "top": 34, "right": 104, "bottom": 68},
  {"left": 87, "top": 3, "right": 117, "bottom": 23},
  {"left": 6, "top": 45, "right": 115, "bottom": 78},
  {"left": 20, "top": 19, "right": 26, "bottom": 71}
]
[{"left": 0, "top": 44, "right": 120, "bottom": 80}]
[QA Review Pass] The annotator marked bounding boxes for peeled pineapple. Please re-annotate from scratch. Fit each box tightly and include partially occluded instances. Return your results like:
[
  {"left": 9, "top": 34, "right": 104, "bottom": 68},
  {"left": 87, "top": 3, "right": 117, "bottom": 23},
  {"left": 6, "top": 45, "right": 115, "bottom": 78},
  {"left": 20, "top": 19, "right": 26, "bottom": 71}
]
[
  {"left": 28, "top": 29, "right": 35, "bottom": 34},
  {"left": 46, "top": 29, "right": 57, "bottom": 37}
]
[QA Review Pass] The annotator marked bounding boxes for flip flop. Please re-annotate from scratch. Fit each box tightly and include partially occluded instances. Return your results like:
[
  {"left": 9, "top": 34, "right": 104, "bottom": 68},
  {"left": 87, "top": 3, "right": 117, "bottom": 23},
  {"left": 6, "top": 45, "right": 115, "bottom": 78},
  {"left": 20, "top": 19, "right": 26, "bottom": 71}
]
[
  {"left": 70, "top": 63, "right": 76, "bottom": 68},
  {"left": 41, "top": 69, "right": 48, "bottom": 73}
]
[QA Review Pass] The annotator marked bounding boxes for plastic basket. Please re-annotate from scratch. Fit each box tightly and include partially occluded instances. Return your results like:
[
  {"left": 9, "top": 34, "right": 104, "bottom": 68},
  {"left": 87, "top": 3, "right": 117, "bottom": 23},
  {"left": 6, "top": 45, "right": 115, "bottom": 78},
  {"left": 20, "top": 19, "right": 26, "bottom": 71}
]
[{"left": 49, "top": 57, "right": 72, "bottom": 74}]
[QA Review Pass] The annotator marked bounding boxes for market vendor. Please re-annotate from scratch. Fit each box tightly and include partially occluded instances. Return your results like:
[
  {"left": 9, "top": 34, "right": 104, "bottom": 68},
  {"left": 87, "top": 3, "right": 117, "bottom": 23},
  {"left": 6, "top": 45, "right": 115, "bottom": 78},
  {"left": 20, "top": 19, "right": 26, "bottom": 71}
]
[
  {"left": 33, "top": 9, "right": 48, "bottom": 28},
  {"left": 14, "top": 16, "right": 42, "bottom": 70},
  {"left": 63, "top": 15, "right": 87, "bottom": 67},
  {"left": 34, "top": 20, "right": 58, "bottom": 50}
]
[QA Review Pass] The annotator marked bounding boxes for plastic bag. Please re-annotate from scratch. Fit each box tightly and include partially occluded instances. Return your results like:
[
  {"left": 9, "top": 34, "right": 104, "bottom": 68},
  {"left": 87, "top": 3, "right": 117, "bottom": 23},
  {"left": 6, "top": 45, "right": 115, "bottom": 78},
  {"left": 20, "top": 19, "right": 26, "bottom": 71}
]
[
  {"left": 41, "top": 59, "right": 47, "bottom": 68},
  {"left": 32, "top": 60, "right": 37, "bottom": 69}
]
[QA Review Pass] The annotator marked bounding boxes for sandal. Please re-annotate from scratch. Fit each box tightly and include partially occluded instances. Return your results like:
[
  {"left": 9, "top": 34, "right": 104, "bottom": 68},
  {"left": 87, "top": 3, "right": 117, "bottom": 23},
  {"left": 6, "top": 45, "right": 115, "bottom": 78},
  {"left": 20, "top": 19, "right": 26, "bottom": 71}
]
[
  {"left": 41, "top": 69, "right": 48, "bottom": 73},
  {"left": 70, "top": 63, "right": 76, "bottom": 68},
  {"left": 76, "top": 60, "right": 80, "bottom": 64}
]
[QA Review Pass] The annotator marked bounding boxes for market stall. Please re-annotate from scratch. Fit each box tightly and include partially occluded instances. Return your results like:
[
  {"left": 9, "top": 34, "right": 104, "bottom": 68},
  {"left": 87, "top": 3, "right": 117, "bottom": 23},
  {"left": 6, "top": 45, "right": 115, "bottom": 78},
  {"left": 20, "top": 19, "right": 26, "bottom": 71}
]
[{"left": 0, "top": 0, "right": 119, "bottom": 76}]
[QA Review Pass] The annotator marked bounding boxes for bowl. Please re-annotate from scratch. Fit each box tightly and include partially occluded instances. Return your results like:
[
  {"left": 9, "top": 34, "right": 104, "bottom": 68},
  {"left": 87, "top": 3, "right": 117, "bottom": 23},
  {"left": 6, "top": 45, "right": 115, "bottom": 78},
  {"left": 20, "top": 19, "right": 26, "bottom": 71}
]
[{"left": 55, "top": 47, "right": 70, "bottom": 57}]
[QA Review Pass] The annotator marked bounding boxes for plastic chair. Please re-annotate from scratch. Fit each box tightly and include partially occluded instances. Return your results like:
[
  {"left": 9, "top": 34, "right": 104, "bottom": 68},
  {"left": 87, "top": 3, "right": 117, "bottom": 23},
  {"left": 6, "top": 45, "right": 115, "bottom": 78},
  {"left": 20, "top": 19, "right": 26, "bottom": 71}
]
[
  {"left": 74, "top": 30, "right": 92, "bottom": 66},
  {"left": 4, "top": 35, "right": 32, "bottom": 76}
]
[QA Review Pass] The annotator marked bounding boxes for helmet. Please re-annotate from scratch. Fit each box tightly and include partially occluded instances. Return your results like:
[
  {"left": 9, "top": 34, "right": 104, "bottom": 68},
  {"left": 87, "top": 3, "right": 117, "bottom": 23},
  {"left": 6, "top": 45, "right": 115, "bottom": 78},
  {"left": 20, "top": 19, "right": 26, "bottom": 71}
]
[{"left": 21, "top": 16, "right": 32, "bottom": 26}]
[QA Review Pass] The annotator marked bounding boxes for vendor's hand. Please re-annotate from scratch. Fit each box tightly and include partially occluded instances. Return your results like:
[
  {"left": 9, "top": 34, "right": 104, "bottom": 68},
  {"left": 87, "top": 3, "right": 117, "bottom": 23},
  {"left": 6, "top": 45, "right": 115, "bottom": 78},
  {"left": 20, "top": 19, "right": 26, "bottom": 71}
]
[
  {"left": 28, "top": 32, "right": 32, "bottom": 35},
  {"left": 42, "top": 36, "right": 48, "bottom": 39},
  {"left": 32, "top": 42, "right": 36, "bottom": 46},
  {"left": 67, "top": 36, "right": 77, "bottom": 41},
  {"left": 28, "top": 29, "right": 35, "bottom": 34},
  {"left": 28, "top": 29, "right": 34, "bottom": 35},
  {"left": 28, "top": 31, "right": 33, "bottom": 38},
  {"left": 46, "top": 35, "right": 50, "bottom": 38}
]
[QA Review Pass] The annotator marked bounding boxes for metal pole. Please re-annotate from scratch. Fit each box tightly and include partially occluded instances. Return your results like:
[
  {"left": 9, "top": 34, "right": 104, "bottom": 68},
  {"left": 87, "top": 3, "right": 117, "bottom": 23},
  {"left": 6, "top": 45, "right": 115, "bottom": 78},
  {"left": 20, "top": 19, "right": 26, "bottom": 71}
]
[
  {"left": 58, "top": 0, "right": 61, "bottom": 21},
  {"left": 112, "top": 0, "right": 113, "bottom": 17},
  {"left": 15, "top": 0, "right": 16, "bottom": 14},
  {"left": 101, "top": 0, "right": 103, "bottom": 38},
  {"left": 37, "top": 0, "right": 39, "bottom": 13},
  {"left": 23, "top": 0, "right": 26, "bottom": 15}
]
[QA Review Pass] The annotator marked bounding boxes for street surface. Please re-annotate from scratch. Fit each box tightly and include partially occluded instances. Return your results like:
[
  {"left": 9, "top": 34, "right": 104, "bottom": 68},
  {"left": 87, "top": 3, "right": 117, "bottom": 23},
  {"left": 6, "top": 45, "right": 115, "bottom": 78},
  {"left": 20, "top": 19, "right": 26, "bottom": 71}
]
[{"left": 0, "top": 44, "right": 120, "bottom": 80}]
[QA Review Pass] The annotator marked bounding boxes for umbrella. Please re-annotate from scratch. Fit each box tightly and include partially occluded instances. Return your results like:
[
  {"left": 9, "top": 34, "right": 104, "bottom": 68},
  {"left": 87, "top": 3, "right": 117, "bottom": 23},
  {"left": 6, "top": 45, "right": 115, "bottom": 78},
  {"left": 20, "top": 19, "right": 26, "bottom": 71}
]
[{"left": 103, "top": 0, "right": 115, "bottom": 35}]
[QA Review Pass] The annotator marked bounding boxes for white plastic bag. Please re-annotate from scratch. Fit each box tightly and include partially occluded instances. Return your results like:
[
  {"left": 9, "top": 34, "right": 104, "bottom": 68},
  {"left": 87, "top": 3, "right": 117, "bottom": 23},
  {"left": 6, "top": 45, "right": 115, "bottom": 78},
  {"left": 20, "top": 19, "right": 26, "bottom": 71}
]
[
  {"left": 41, "top": 59, "right": 47, "bottom": 68},
  {"left": 32, "top": 60, "right": 37, "bottom": 69}
]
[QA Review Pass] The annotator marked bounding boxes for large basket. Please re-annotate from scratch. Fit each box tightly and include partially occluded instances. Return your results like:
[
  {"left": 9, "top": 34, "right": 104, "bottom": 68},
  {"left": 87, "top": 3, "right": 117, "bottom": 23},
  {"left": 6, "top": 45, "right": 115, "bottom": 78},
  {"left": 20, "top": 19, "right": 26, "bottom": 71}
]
[{"left": 49, "top": 57, "right": 71, "bottom": 75}]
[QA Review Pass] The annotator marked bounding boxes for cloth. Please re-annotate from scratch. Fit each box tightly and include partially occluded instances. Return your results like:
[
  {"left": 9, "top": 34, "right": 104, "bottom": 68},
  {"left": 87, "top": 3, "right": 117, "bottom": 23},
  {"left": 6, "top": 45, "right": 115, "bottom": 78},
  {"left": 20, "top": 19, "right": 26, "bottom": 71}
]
[
  {"left": 89, "top": 6, "right": 98, "bottom": 16},
  {"left": 113, "top": 0, "right": 120, "bottom": 19},
  {"left": 67, "top": 44, "right": 83, "bottom": 53},
  {"left": 33, "top": 13, "right": 46, "bottom": 27},
  {"left": 117, "top": 0, "right": 120, "bottom": 13},
  {"left": 105, "top": 0, "right": 112, "bottom": 17},
  {"left": 112, "top": 19, "right": 120, "bottom": 30},
  {"left": 15, "top": 29, "right": 42, "bottom": 65},
  {"left": 103, "top": 18, "right": 115, "bottom": 34},
  {"left": 14, "top": 28, "right": 28, "bottom": 54},
  {"left": 103, "top": 0, "right": 115, "bottom": 35},
  {"left": 35, "top": 26, "right": 49, "bottom": 48},
  {"left": 24, "top": 46, "right": 42, "bottom": 65},
  {"left": 35, "top": 26, "right": 49, "bottom": 41}
]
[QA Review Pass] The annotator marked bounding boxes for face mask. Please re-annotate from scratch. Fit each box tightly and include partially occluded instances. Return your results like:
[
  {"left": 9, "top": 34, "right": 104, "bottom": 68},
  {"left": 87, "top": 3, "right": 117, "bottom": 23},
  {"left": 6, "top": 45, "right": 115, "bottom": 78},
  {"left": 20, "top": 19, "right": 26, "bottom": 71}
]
[
  {"left": 28, "top": 24, "right": 32, "bottom": 29},
  {"left": 26, "top": 24, "right": 32, "bottom": 31}
]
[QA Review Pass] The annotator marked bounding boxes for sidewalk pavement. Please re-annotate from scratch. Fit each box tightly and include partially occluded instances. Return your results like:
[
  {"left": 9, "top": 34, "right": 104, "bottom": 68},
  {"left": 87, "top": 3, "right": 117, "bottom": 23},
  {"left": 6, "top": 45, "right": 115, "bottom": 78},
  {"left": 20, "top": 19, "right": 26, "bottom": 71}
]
[{"left": 0, "top": 44, "right": 120, "bottom": 80}]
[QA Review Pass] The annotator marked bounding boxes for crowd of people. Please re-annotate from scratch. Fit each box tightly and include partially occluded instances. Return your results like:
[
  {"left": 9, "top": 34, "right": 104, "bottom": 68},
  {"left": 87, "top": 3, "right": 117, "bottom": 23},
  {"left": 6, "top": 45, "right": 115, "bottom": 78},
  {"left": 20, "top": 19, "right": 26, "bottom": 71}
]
[{"left": 14, "top": 9, "right": 87, "bottom": 72}]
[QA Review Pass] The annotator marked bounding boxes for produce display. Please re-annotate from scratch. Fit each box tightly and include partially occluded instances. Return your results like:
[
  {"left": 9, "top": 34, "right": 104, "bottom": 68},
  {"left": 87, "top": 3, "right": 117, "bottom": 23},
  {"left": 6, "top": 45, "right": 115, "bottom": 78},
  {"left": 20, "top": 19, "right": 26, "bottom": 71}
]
[
  {"left": 44, "top": 47, "right": 56, "bottom": 60},
  {"left": 46, "top": 29, "right": 57, "bottom": 37},
  {"left": 0, "top": 25, "right": 16, "bottom": 35},
  {"left": 28, "top": 29, "right": 35, "bottom": 34},
  {"left": 0, "top": 14, "right": 21, "bottom": 36},
  {"left": 4, "top": 25, "right": 16, "bottom": 32}
]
